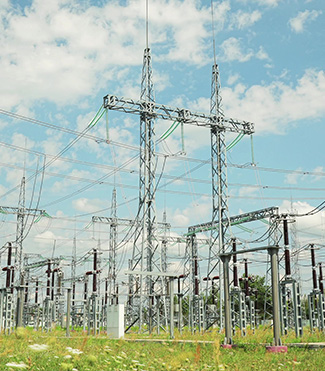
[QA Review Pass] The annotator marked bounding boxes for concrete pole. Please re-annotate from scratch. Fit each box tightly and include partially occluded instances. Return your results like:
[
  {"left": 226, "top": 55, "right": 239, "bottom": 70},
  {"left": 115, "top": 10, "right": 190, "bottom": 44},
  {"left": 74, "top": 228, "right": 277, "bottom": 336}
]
[
  {"left": 66, "top": 288, "right": 71, "bottom": 338},
  {"left": 169, "top": 278, "right": 174, "bottom": 339},
  {"left": 268, "top": 247, "right": 281, "bottom": 346},
  {"left": 221, "top": 255, "right": 232, "bottom": 345}
]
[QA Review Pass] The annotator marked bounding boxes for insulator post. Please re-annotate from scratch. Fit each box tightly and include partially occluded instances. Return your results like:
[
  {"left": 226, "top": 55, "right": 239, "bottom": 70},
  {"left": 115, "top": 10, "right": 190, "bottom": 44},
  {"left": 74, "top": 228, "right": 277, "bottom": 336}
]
[
  {"left": 283, "top": 218, "right": 289, "bottom": 246},
  {"left": 319, "top": 263, "right": 324, "bottom": 293},
  {"left": 311, "top": 244, "right": 318, "bottom": 290},
  {"left": 285, "top": 249, "right": 291, "bottom": 277},
  {"left": 93, "top": 249, "right": 97, "bottom": 293}
]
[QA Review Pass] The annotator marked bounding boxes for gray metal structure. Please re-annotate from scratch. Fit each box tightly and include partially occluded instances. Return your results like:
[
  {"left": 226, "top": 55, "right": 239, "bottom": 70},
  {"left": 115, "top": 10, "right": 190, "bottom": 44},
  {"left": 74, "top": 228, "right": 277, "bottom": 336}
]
[
  {"left": 104, "top": 59, "right": 253, "bottom": 332},
  {"left": 186, "top": 206, "right": 279, "bottom": 329}
]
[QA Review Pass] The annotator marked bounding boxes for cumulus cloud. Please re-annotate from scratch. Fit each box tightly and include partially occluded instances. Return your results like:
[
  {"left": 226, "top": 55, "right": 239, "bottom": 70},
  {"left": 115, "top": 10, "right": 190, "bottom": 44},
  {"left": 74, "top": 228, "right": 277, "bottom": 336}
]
[
  {"left": 311, "top": 166, "right": 325, "bottom": 183},
  {"left": 72, "top": 197, "right": 108, "bottom": 213},
  {"left": 0, "top": 0, "right": 212, "bottom": 110},
  {"left": 230, "top": 10, "right": 262, "bottom": 29},
  {"left": 221, "top": 69, "right": 325, "bottom": 134},
  {"left": 171, "top": 197, "right": 211, "bottom": 227},
  {"left": 284, "top": 169, "right": 303, "bottom": 185},
  {"left": 236, "top": 0, "right": 282, "bottom": 7},
  {"left": 289, "top": 9, "right": 322, "bottom": 33},
  {"left": 219, "top": 37, "right": 267, "bottom": 63},
  {"left": 246, "top": 0, "right": 282, "bottom": 7}
]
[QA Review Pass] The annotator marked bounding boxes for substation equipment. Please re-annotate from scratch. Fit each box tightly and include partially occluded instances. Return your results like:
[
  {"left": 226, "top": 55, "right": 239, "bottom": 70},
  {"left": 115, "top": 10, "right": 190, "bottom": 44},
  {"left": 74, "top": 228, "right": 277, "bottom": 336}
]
[{"left": 0, "top": 46, "right": 324, "bottom": 344}]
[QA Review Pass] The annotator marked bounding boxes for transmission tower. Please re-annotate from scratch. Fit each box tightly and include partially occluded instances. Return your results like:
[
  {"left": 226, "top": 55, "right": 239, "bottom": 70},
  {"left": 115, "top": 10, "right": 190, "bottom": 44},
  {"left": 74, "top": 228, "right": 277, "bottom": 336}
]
[
  {"left": 127, "top": 47, "right": 163, "bottom": 332},
  {"left": 205, "top": 64, "right": 230, "bottom": 329},
  {"left": 103, "top": 56, "right": 253, "bottom": 336}
]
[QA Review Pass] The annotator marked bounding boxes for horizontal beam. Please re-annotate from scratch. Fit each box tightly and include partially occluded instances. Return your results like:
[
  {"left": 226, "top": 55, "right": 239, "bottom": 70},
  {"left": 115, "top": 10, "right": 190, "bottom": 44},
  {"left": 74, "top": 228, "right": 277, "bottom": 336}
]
[
  {"left": 92, "top": 215, "right": 171, "bottom": 229},
  {"left": 24, "top": 258, "right": 61, "bottom": 270},
  {"left": 220, "top": 245, "right": 280, "bottom": 258},
  {"left": 0, "top": 206, "right": 46, "bottom": 216},
  {"left": 92, "top": 216, "right": 210, "bottom": 244},
  {"left": 124, "top": 270, "right": 180, "bottom": 278},
  {"left": 103, "top": 95, "right": 254, "bottom": 135},
  {"left": 187, "top": 206, "right": 279, "bottom": 235}
]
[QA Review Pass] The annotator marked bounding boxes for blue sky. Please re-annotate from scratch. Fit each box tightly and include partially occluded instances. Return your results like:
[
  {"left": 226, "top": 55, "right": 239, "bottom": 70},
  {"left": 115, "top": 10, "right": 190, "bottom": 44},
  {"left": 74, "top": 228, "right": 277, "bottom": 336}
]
[{"left": 0, "top": 0, "right": 324, "bottom": 293}]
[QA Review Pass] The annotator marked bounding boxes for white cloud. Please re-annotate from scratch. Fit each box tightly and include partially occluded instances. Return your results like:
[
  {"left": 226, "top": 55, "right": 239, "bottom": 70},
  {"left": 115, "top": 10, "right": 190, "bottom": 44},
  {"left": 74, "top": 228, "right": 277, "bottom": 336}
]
[
  {"left": 34, "top": 229, "right": 57, "bottom": 242},
  {"left": 256, "top": 46, "right": 269, "bottom": 60},
  {"left": 289, "top": 9, "right": 322, "bottom": 33},
  {"left": 238, "top": 186, "right": 258, "bottom": 197},
  {"left": 312, "top": 166, "right": 325, "bottom": 183},
  {"left": 171, "top": 198, "right": 211, "bottom": 227},
  {"left": 72, "top": 197, "right": 108, "bottom": 213},
  {"left": 284, "top": 170, "right": 303, "bottom": 185},
  {"left": 230, "top": 10, "right": 262, "bottom": 29},
  {"left": 227, "top": 73, "right": 240, "bottom": 85},
  {"left": 0, "top": 0, "right": 212, "bottom": 110},
  {"left": 236, "top": 0, "right": 282, "bottom": 7},
  {"left": 222, "top": 69, "right": 325, "bottom": 134},
  {"left": 250, "top": 0, "right": 282, "bottom": 6},
  {"left": 219, "top": 37, "right": 258, "bottom": 62},
  {"left": 211, "top": 0, "right": 231, "bottom": 31}
]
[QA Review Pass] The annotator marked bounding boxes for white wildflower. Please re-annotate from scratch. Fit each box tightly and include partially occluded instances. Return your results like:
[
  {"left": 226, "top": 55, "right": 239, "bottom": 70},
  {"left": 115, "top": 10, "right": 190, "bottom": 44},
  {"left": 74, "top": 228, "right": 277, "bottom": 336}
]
[
  {"left": 66, "top": 347, "right": 83, "bottom": 355},
  {"left": 28, "top": 344, "right": 49, "bottom": 351},
  {"left": 5, "top": 362, "right": 28, "bottom": 369}
]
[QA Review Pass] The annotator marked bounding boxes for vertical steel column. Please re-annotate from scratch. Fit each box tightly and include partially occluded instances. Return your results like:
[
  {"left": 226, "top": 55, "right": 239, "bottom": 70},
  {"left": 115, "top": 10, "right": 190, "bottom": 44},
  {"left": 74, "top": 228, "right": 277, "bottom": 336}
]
[
  {"left": 16, "top": 177, "right": 25, "bottom": 281},
  {"left": 207, "top": 64, "right": 229, "bottom": 330},
  {"left": 71, "top": 236, "right": 76, "bottom": 326},
  {"left": 129, "top": 48, "right": 161, "bottom": 332},
  {"left": 109, "top": 188, "right": 118, "bottom": 304}
]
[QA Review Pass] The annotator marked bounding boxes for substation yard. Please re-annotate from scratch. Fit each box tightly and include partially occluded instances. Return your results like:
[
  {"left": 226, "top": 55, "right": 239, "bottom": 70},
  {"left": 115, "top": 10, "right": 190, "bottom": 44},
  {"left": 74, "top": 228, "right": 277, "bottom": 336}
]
[{"left": 0, "top": 1, "right": 324, "bottom": 369}]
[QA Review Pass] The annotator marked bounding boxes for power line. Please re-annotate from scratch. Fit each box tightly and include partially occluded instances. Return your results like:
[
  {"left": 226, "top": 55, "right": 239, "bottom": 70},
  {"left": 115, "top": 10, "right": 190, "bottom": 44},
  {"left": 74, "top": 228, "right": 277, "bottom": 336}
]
[{"left": 2, "top": 108, "right": 325, "bottom": 178}]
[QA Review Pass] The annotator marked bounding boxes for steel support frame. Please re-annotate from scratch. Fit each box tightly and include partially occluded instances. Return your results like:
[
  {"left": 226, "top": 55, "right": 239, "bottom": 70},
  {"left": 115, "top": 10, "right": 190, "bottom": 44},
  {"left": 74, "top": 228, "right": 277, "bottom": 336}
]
[{"left": 128, "top": 48, "right": 163, "bottom": 333}]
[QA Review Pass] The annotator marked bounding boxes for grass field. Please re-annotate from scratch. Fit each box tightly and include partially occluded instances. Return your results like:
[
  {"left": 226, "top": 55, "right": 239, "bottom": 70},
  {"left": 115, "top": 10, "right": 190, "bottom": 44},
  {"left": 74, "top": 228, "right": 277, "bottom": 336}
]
[{"left": 1, "top": 327, "right": 325, "bottom": 370}]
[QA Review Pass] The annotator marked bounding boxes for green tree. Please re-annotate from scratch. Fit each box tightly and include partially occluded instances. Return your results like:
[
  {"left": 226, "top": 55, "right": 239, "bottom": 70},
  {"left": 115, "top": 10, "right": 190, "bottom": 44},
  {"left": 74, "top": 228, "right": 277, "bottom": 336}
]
[{"left": 240, "top": 274, "right": 273, "bottom": 320}]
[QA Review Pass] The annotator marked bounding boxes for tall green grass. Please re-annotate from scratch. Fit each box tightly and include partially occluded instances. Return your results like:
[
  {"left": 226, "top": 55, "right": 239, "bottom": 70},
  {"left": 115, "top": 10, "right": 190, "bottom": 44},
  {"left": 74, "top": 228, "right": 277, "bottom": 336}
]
[{"left": 0, "top": 327, "right": 324, "bottom": 370}]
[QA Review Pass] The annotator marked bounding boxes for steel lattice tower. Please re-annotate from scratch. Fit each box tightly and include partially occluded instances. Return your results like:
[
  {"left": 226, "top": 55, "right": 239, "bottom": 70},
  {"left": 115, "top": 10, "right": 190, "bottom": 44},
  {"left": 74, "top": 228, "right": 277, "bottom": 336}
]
[
  {"left": 128, "top": 48, "right": 163, "bottom": 331},
  {"left": 103, "top": 55, "right": 253, "bottom": 334},
  {"left": 206, "top": 64, "right": 230, "bottom": 328}
]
